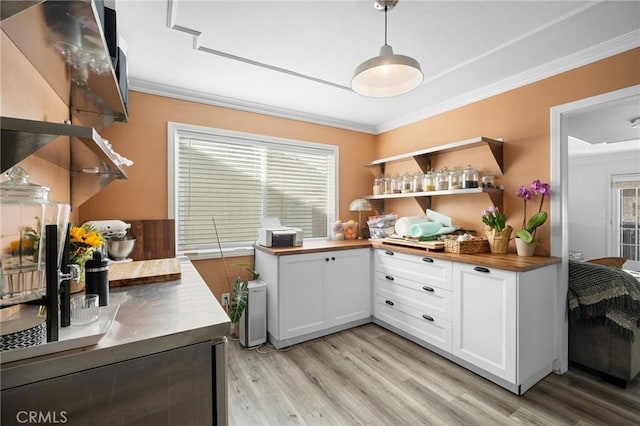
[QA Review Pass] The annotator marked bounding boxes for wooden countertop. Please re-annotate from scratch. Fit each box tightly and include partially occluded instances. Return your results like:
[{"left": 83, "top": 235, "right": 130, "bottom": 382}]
[
  {"left": 370, "top": 241, "right": 561, "bottom": 272},
  {"left": 255, "top": 239, "right": 372, "bottom": 255},
  {"left": 256, "top": 239, "right": 561, "bottom": 272}
]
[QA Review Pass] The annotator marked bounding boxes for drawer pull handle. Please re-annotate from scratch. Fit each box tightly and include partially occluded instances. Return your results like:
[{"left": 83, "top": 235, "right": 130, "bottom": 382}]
[
  {"left": 474, "top": 266, "right": 491, "bottom": 273},
  {"left": 385, "top": 275, "right": 395, "bottom": 281},
  {"left": 325, "top": 258, "right": 330, "bottom": 262},
  {"left": 331, "top": 257, "right": 335, "bottom": 261},
  {"left": 385, "top": 300, "right": 395, "bottom": 306},
  {"left": 422, "top": 314, "right": 434, "bottom": 322},
  {"left": 422, "top": 257, "right": 434, "bottom": 263},
  {"left": 385, "top": 250, "right": 395, "bottom": 256},
  {"left": 422, "top": 286, "right": 434, "bottom": 292}
]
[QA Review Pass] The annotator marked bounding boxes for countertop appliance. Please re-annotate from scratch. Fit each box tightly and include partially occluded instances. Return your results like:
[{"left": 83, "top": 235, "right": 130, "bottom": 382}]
[
  {"left": 257, "top": 218, "right": 303, "bottom": 247},
  {"left": 84, "top": 220, "right": 134, "bottom": 262}
]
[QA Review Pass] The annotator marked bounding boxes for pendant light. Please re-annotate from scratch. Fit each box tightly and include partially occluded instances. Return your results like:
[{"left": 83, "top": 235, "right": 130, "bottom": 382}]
[{"left": 351, "top": 0, "right": 423, "bottom": 98}]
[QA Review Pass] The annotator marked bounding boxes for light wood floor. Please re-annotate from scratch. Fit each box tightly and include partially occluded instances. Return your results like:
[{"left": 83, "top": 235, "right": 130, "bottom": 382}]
[{"left": 227, "top": 324, "right": 640, "bottom": 425}]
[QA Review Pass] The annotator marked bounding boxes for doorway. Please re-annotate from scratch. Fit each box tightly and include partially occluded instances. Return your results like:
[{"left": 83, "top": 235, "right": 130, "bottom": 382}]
[{"left": 550, "top": 84, "right": 640, "bottom": 374}]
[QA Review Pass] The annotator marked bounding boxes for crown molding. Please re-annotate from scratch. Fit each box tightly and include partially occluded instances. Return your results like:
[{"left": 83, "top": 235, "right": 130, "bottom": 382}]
[
  {"left": 129, "top": 78, "right": 378, "bottom": 134},
  {"left": 376, "top": 30, "right": 640, "bottom": 134}
]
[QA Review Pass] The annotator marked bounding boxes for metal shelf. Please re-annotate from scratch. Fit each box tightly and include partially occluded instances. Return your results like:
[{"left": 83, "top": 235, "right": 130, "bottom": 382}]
[
  {"left": 1, "top": 0, "right": 128, "bottom": 128},
  {"left": 364, "top": 136, "right": 504, "bottom": 175},
  {"left": 365, "top": 187, "right": 503, "bottom": 212},
  {"left": 1, "top": 116, "right": 127, "bottom": 208}
]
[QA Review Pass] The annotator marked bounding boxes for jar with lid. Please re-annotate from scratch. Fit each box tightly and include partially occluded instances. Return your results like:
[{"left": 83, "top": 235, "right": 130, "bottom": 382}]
[
  {"left": 373, "top": 177, "right": 383, "bottom": 195},
  {"left": 423, "top": 170, "right": 436, "bottom": 192},
  {"left": 448, "top": 168, "right": 462, "bottom": 190},
  {"left": 401, "top": 173, "right": 413, "bottom": 193},
  {"left": 383, "top": 176, "right": 392, "bottom": 194},
  {"left": 482, "top": 175, "right": 496, "bottom": 188},
  {"left": 391, "top": 175, "right": 402, "bottom": 194},
  {"left": 462, "top": 165, "right": 479, "bottom": 189},
  {"left": 412, "top": 172, "right": 423, "bottom": 192},
  {"left": 0, "top": 166, "right": 70, "bottom": 306},
  {"left": 435, "top": 168, "right": 449, "bottom": 191}
]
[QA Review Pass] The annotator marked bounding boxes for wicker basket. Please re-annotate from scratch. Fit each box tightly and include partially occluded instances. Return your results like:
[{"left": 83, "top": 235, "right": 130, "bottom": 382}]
[{"left": 444, "top": 238, "right": 490, "bottom": 254}]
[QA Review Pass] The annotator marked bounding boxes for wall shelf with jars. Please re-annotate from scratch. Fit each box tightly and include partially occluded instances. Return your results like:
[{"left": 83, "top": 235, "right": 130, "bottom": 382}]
[{"left": 364, "top": 136, "right": 504, "bottom": 212}]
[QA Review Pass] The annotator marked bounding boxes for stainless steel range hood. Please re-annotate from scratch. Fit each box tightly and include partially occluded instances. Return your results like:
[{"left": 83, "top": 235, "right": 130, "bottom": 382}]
[{"left": 1, "top": 116, "right": 127, "bottom": 208}]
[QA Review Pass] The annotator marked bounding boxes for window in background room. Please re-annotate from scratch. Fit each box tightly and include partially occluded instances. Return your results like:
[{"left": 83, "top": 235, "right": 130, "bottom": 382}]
[
  {"left": 613, "top": 174, "right": 640, "bottom": 271},
  {"left": 168, "top": 123, "right": 337, "bottom": 256}
]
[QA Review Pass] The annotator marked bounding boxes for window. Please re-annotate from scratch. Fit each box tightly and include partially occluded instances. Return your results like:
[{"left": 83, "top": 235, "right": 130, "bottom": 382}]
[
  {"left": 613, "top": 174, "right": 640, "bottom": 270},
  {"left": 168, "top": 123, "right": 337, "bottom": 255}
]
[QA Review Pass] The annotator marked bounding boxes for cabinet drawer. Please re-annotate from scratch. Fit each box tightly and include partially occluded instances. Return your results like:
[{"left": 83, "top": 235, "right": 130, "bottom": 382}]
[
  {"left": 374, "top": 294, "right": 452, "bottom": 353},
  {"left": 374, "top": 249, "right": 452, "bottom": 291},
  {"left": 375, "top": 271, "right": 452, "bottom": 321}
]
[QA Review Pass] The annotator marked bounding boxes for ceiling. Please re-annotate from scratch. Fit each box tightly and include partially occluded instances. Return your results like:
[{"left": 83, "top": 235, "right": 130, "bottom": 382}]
[{"left": 116, "top": 0, "right": 640, "bottom": 135}]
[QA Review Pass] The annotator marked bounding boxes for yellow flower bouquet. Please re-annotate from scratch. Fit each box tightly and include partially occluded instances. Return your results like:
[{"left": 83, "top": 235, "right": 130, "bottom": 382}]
[{"left": 69, "top": 224, "right": 103, "bottom": 282}]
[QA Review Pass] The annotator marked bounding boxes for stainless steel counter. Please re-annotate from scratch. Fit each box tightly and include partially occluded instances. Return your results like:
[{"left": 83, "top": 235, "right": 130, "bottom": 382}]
[{"left": 0, "top": 259, "right": 230, "bottom": 389}]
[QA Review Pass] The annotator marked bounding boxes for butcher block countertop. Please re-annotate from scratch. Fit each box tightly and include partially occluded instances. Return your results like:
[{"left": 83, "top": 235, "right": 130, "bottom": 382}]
[
  {"left": 370, "top": 241, "right": 561, "bottom": 272},
  {"left": 108, "top": 258, "right": 182, "bottom": 287},
  {"left": 256, "top": 239, "right": 560, "bottom": 272}
]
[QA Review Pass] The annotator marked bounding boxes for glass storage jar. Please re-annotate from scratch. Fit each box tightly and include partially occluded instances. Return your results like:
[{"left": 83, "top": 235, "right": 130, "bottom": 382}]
[
  {"left": 435, "top": 168, "right": 449, "bottom": 191},
  {"left": 448, "top": 168, "right": 462, "bottom": 190},
  {"left": 392, "top": 175, "right": 402, "bottom": 194},
  {"left": 462, "top": 165, "right": 479, "bottom": 188},
  {"left": 482, "top": 174, "right": 496, "bottom": 188},
  {"left": 423, "top": 170, "right": 435, "bottom": 192},
  {"left": 373, "top": 177, "right": 383, "bottom": 195},
  {"left": 401, "top": 173, "right": 413, "bottom": 193},
  {"left": 413, "top": 172, "right": 423, "bottom": 192},
  {"left": 0, "top": 166, "right": 70, "bottom": 306},
  {"left": 383, "top": 176, "right": 392, "bottom": 194}
]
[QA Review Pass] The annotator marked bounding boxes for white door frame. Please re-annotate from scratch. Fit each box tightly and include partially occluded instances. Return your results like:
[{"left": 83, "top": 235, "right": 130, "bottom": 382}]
[{"left": 550, "top": 84, "right": 640, "bottom": 373}]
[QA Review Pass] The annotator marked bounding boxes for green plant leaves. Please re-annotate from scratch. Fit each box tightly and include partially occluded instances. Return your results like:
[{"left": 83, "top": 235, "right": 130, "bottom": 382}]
[
  {"left": 515, "top": 229, "right": 534, "bottom": 243},
  {"left": 525, "top": 211, "right": 547, "bottom": 232},
  {"left": 230, "top": 277, "right": 248, "bottom": 323}
]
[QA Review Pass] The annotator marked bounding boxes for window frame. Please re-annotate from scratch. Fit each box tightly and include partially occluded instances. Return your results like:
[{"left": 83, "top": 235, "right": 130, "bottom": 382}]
[
  {"left": 167, "top": 122, "right": 339, "bottom": 259},
  {"left": 611, "top": 173, "right": 640, "bottom": 270}
]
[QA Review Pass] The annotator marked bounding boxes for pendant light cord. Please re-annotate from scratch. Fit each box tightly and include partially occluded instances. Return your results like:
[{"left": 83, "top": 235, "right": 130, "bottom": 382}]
[{"left": 384, "top": 5, "right": 388, "bottom": 46}]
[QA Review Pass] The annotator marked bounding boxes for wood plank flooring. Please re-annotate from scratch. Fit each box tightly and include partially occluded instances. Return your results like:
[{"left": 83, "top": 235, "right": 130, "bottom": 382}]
[{"left": 227, "top": 324, "right": 640, "bottom": 425}]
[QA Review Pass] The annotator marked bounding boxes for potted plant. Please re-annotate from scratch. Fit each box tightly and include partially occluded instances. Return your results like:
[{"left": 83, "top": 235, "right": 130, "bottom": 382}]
[
  {"left": 481, "top": 206, "right": 511, "bottom": 253},
  {"left": 515, "top": 179, "right": 551, "bottom": 256},
  {"left": 228, "top": 262, "right": 260, "bottom": 337}
]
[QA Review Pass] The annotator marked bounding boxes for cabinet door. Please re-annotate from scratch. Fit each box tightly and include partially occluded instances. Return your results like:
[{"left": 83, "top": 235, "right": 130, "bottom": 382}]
[
  {"left": 279, "top": 253, "right": 327, "bottom": 339},
  {"left": 453, "top": 263, "right": 516, "bottom": 383},
  {"left": 325, "top": 248, "right": 371, "bottom": 326}
]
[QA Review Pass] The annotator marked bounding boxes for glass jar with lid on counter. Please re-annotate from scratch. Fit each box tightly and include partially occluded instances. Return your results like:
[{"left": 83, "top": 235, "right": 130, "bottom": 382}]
[{"left": 482, "top": 174, "right": 496, "bottom": 188}]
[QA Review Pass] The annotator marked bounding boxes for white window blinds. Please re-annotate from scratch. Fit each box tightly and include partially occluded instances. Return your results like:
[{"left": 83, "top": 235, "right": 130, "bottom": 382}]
[{"left": 169, "top": 124, "right": 337, "bottom": 253}]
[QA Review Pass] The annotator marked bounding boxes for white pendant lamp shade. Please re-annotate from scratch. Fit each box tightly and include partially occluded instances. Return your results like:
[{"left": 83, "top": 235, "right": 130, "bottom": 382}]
[{"left": 351, "top": 44, "right": 423, "bottom": 97}]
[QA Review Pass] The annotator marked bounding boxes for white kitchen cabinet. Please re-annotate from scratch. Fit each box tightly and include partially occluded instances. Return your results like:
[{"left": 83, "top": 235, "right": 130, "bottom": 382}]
[
  {"left": 372, "top": 249, "right": 453, "bottom": 352},
  {"left": 372, "top": 247, "right": 559, "bottom": 395},
  {"left": 452, "top": 264, "right": 517, "bottom": 382},
  {"left": 255, "top": 247, "right": 371, "bottom": 348}
]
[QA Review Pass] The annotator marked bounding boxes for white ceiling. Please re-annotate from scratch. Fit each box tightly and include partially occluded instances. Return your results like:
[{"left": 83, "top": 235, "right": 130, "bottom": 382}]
[{"left": 116, "top": 0, "right": 640, "bottom": 135}]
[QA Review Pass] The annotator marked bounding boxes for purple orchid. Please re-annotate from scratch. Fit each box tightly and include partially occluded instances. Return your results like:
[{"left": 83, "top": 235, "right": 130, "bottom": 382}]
[
  {"left": 531, "top": 179, "right": 551, "bottom": 196},
  {"left": 516, "top": 185, "right": 532, "bottom": 200}
]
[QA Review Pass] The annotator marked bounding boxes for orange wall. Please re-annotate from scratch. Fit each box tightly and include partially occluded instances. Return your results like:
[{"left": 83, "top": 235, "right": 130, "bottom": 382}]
[
  {"left": 80, "top": 92, "right": 376, "bottom": 222},
  {"left": 377, "top": 48, "right": 640, "bottom": 255}
]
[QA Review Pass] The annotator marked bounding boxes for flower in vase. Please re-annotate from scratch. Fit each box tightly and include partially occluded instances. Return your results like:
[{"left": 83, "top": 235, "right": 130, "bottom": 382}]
[
  {"left": 481, "top": 206, "right": 507, "bottom": 232},
  {"left": 516, "top": 179, "right": 551, "bottom": 244},
  {"left": 69, "top": 224, "right": 103, "bottom": 266}
]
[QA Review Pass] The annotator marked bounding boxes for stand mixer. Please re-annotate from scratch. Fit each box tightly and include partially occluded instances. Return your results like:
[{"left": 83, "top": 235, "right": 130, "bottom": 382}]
[{"left": 84, "top": 220, "right": 135, "bottom": 262}]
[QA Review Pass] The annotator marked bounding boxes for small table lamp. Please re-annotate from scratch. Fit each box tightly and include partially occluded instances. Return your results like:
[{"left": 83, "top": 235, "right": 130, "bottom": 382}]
[{"left": 349, "top": 198, "right": 373, "bottom": 239}]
